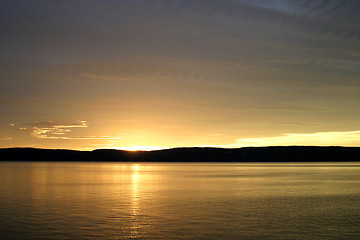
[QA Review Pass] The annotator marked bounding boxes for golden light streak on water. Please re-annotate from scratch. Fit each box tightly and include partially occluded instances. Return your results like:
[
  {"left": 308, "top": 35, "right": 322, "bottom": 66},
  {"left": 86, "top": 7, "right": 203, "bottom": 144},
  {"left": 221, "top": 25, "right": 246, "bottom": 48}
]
[{"left": 130, "top": 164, "right": 140, "bottom": 238}]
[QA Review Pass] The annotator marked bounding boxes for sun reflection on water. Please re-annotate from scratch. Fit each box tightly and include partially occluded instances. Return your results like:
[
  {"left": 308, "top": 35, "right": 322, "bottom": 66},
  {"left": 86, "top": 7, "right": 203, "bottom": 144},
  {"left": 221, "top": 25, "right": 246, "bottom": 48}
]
[{"left": 130, "top": 164, "right": 140, "bottom": 238}]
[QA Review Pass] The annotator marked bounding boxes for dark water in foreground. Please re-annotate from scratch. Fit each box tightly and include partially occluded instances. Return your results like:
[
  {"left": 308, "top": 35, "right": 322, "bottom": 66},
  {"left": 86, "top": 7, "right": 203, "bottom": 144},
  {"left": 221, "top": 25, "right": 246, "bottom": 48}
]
[{"left": 0, "top": 162, "right": 359, "bottom": 239}]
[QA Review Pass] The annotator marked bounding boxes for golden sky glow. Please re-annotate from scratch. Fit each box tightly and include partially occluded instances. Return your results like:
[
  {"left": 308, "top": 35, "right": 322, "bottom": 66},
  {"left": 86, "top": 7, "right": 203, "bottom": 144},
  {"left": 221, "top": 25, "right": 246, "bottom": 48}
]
[{"left": 1, "top": 1, "right": 360, "bottom": 150}]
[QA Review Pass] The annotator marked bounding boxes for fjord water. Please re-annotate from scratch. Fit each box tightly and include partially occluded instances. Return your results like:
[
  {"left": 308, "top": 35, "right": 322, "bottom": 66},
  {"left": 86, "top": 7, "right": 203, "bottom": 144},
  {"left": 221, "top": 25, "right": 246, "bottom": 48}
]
[{"left": 0, "top": 162, "right": 359, "bottom": 239}]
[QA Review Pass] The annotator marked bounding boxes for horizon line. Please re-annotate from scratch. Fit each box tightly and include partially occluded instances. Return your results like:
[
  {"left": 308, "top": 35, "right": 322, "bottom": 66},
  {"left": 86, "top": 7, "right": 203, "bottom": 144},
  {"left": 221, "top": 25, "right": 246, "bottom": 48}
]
[{"left": 1, "top": 145, "right": 357, "bottom": 152}]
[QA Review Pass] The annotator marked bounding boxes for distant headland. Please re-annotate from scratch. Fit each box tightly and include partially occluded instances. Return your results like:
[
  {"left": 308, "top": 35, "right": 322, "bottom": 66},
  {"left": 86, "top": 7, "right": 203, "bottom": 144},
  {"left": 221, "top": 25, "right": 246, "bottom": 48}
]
[{"left": 0, "top": 146, "right": 359, "bottom": 162}]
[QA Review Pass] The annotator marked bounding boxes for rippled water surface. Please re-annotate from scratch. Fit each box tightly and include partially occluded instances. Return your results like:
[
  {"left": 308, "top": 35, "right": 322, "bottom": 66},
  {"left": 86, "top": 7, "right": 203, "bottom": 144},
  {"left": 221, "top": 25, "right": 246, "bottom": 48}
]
[{"left": 0, "top": 162, "right": 359, "bottom": 239}]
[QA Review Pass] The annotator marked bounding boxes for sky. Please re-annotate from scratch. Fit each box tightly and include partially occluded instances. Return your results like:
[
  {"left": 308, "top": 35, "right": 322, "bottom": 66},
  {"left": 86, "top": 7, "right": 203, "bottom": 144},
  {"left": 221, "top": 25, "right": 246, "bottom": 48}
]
[{"left": 1, "top": 0, "right": 360, "bottom": 150}]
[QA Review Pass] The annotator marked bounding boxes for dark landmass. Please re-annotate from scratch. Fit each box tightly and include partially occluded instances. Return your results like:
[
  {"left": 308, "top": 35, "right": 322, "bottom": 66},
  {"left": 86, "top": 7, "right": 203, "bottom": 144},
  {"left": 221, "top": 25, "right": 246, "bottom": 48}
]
[{"left": 0, "top": 146, "right": 360, "bottom": 162}]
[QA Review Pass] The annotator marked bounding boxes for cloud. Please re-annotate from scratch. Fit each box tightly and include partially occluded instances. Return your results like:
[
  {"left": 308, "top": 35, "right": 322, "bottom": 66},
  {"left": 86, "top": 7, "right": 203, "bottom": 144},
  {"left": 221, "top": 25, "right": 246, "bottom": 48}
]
[
  {"left": 0, "top": 137, "right": 12, "bottom": 140},
  {"left": 225, "top": 130, "right": 360, "bottom": 147},
  {"left": 11, "top": 121, "right": 121, "bottom": 140},
  {"left": 82, "top": 73, "right": 136, "bottom": 82},
  {"left": 48, "top": 136, "right": 122, "bottom": 140},
  {"left": 150, "top": 0, "right": 359, "bottom": 42}
]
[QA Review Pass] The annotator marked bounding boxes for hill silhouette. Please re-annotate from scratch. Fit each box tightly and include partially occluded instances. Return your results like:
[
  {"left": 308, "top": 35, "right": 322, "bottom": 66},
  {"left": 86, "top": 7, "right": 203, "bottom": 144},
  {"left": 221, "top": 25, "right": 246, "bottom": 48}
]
[{"left": 0, "top": 146, "right": 359, "bottom": 162}]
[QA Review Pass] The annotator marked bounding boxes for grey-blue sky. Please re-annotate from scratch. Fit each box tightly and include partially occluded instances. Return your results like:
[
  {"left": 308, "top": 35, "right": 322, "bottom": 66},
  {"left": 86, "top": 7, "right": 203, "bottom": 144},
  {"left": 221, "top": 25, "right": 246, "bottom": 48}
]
[{"left": 1, "top": 0, "right": 360, "bottom": 149}]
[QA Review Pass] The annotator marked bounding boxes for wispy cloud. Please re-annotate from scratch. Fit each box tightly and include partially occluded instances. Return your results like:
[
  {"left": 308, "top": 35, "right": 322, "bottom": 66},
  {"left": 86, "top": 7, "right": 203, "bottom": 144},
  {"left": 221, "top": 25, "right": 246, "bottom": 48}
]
[
  {"left": 11, "top": 121, "right": 121, "bottom": 140},
  {"left": 153, "top": 0, "right": 359, "bottom": 41},
  {"left": 225, "top": 130, "right": 360, "bottom": 147},
  {"left": 82, "top": 73, "right": 136, "bottom": 82},
  {"left": 0, "top": 137, "right": 12, "bottom": 140}
]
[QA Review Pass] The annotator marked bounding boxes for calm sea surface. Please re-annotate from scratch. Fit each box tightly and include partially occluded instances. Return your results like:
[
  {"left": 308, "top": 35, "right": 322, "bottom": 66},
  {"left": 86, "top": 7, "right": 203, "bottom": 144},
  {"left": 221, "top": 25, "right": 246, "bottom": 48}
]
[{"left": 0, "top": 162, "right": 359, "bottom": 239}]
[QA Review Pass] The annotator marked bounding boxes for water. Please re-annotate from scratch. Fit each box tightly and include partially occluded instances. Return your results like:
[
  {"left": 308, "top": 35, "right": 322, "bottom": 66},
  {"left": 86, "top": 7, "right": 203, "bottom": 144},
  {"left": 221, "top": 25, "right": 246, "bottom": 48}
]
[{"left": 0, "top": 162, "right": 359, "bottom": 239}]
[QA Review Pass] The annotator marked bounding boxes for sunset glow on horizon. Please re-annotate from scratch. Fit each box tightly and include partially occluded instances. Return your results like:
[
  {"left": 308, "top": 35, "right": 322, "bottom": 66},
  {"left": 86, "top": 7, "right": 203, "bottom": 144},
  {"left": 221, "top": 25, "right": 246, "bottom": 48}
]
[{"left": 1, "top": 0, "right": 359, "bottom": 150}]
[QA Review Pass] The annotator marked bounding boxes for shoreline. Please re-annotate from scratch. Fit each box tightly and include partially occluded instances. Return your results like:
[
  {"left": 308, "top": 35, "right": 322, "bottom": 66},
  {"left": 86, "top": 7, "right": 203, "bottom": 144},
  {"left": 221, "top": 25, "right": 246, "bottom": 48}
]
[{"left": 1, "top": 146, "right": 359, "bottom": 162}]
